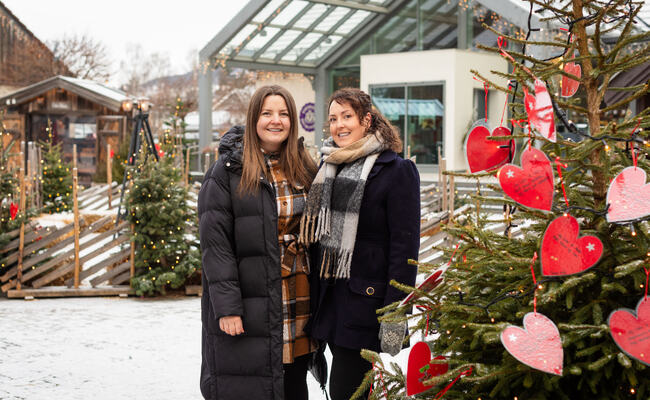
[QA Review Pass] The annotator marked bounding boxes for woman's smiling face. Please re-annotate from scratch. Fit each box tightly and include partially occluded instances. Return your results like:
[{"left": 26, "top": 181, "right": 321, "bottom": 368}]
[
  {"left": 328, "top": 100, "right": 370, "bottom": 148},
  {"left": 256, "top": 95, "right": 290, "bottom": 152}
]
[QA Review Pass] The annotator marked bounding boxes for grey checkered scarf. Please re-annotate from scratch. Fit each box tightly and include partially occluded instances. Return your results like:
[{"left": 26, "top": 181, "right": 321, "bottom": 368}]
[{"left": 300, "top": 133, "right": 386, "bottom": 279}]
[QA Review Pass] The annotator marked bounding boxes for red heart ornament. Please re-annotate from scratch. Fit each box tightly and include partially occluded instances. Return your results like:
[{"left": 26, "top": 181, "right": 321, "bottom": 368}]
[
  {"left": 606, "top": 166, "right": 650, "bottom": 223},
  {"left": 498, "top": 147, "right": 554, "bottom": 211},
  {"left": 501, "top": 312, "right": 563, "bottom": 375},
  {"left": 400, "top": 268, "right": 445, "bottom": 307},
  {"left": 10, "top": 202, "right": 18, "bottom": 220},
  {"left": 465, "top": 124, "right": 515, "bottom": 173},
  {"left": 407, "top": 342, "right": 449, "bottom": 396},
  {"left": 608, "top": 297, "right": 650, "bottom": 366},
  {"left": 541, "top": 215, "right": 603, "bottom": 276},
  {"left": 524, "top": 79, "right": 556, "bottom": 142},
  {"left": 561, "top": 62, "right": 581, "bottom": 97}
]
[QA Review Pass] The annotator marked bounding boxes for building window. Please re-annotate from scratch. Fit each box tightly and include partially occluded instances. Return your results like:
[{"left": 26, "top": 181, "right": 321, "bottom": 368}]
[
  {"left": 370, "top": 83, "right": 444, "bottom": 164},
  {"left": 474, "top": 88, "right": 487, "bottom": 122}
]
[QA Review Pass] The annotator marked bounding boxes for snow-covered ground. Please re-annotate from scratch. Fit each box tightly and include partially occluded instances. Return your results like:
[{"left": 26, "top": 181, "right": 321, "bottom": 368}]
[{"left": 0, "top": 296, "right": 414, "bottom": 400}]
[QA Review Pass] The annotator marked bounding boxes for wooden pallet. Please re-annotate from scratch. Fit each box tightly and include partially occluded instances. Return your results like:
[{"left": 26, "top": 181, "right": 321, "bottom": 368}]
[{"left": 7, "top": 285, "right": 133, "bottom": 299}]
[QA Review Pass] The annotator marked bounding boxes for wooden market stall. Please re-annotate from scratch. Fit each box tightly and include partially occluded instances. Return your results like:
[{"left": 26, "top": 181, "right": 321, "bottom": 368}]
[{"left": 0, "top": 75, "right": 132, "bottom": 185}]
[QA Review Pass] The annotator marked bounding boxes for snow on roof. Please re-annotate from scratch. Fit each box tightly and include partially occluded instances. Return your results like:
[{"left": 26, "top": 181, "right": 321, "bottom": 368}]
[
  {"left": 0, "top": 75, "right": 133, "bottom": 111},
  {"left": 58, "top": 76, "right": 130, "bottom": 104}
]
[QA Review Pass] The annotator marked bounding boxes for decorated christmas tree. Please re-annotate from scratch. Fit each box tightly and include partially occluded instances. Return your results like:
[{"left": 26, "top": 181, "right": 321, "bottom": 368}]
[
  {"left": 125, "top": 122, "right": 200, "bottom": 296},
  {"left": 363, "top": 1, "right": 650, "bottom": 399},
  {"left": 0, "top": 116, "right": 21, "bottom": 247},
  {"left": 40, "top": 120, "right": 73, "bottom": 214}
]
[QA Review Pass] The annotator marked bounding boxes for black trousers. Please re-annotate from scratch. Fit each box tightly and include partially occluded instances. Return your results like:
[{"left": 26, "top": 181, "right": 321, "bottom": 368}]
[
  {"left": 329, "top": 343, "right": 372, "bottom": 400},
  {"left": 284, "top": 353, "right": 311, "bottom": 400}
]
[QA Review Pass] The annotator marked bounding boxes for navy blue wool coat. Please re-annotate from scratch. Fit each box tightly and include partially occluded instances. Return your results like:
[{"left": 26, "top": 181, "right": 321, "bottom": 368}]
[
  {"left": 308, "top": 150, "right": 420, "bottom": 352},
  {"left": 198, "top": 126, "right": 284, "bottom": 400}
]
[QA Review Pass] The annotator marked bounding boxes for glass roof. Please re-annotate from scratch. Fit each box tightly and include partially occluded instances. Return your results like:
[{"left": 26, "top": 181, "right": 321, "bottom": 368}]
[
  {"left": 212, "top": 0, "right": 396, "bottom": 69},
  {"left": 206, "top": 0, "right": 650, "bottom": 70}
]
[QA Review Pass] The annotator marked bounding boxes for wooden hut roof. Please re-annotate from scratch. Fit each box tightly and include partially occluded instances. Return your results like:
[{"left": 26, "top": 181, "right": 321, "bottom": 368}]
[{"left": 0, "top": 75, "right": 132, "bottom": 112}]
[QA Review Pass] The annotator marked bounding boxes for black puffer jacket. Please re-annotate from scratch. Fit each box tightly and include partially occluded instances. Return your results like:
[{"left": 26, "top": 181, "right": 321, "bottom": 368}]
[{"left": 198, "top": 126, "right": 283, "bottom": 400}]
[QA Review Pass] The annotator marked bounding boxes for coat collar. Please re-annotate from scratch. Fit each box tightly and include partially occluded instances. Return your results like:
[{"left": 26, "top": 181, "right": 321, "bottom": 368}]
[{"left": 368, "top": 150, "right": 398, "bottom": 180}]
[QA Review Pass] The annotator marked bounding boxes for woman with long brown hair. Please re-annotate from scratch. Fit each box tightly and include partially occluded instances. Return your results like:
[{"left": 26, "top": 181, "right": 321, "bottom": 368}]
[
  {"left": 302, "top": 87, "right": 420, "bottom": 400},
  {"left": 198, "top": 85, "right": 318, "bottom": 400}
]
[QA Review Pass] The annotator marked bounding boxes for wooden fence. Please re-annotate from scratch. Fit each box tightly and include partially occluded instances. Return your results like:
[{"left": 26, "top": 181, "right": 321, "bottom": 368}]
[
  {"left": 2, "top": 149, "right": 516, "bottom": 299},
  {"left": 1, "top": 144, "right": 134, "bottom": 299}
]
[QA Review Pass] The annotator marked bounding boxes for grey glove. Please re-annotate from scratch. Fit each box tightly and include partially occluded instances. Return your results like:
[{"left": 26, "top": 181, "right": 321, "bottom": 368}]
[{"left": 379, "top": 321, "right": 407, "bottom": 356}]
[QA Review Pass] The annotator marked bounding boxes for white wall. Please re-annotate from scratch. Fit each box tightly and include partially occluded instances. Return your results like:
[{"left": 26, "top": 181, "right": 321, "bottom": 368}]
[
  {"left": 255, "top": 72, "right": 317, "bottom": 149},
  {"left": 360, "top": 49, "right": 508, "bottom": 171}
]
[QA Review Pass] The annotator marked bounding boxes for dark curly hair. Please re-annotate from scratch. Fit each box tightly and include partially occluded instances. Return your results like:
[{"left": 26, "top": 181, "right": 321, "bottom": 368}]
[{"left": 328, "top": 87, "right": 403, "bottom": 153}]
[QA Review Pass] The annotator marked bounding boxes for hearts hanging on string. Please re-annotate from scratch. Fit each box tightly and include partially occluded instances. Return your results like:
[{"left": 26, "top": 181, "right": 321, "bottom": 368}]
[
  {"left": 498, "top": 147, "right": 554, "bottom": 211},
  {"left": 501, "top": 312, "right": 563, "bottom": 375},
  {"left": 608, "top": 297, "right": 650, "bottom": 366},
  {"left": 399, "top": 267, "right": 445, "bottom": 307},
  {"left": 524, "top": 79, "right": 556, "bottom": 142},
  {"left": 561, "top": 61, "right": 581, "bottom": 97},
  {"left": 465, "top": 123, "right": 516, "bottom": 173},
  {"left": 606, "top": 166, "right": 650, "bottom": 223},
  {"left": 406, "top": 341, "right": 449, "bottom": 396},
  {"left": 10, "top": 202, "right": 18, "bottom": 220},
  {"left": 541, "top": 215, "right": 603, "bottom": 276}
]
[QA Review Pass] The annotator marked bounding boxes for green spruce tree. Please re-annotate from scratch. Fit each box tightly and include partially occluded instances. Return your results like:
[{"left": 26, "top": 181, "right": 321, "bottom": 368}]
[
  {"left": 363, "top": 1, "right": 650, "bottom": 399},
  {"left": 40, "top": 120, "right": 73, "bottom": 214},
  {"left": 125, "top": 122, "right": 200, "bottom": 296}
]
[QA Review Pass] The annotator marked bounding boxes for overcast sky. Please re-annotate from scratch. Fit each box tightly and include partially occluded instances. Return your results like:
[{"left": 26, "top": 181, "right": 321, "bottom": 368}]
[{"left": 3, "top": 0, "right": 246, "bottom": 84}]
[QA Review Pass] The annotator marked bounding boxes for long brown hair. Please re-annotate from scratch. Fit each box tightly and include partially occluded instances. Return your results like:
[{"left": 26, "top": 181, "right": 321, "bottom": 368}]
[
  {"left": 240, "top": 85, "right": 317, "bottom": 195},
  {"left": 328, "top": 87, "right": 403, "bottom": 152}
]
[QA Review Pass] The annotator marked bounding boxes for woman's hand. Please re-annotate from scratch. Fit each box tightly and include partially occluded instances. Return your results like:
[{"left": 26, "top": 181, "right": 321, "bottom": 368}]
[{"left": 219, "top": 315, "right": 244, "bottom": 336}]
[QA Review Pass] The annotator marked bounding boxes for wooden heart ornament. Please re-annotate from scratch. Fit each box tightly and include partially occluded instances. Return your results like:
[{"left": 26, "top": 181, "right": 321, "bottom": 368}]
[
  {"left": 465, "top": 124, "right": 515, "bottom": 173},
  {"left": 606, "top": 166, "right": 650, "bottom": 223},
  {"left": 501, "top": 312, "right": 563, "bottom": 375},
  {"left": 561, "top": 61, "right": 581, "bottom": 97},
  {"left": 498, "top": 147, "right": 554, "bottom": 211},
  {"left": 608, "top": 297, "right": 650, "bottom": 366},
  {"left": 541, "top": 215, "right": 603, "bottom": 276},
  {"left": 524, "top": 79, "right": 556, "bottom": 142},
  {"left": 407, "top": 342, "right": 449, "bottom": 396}
]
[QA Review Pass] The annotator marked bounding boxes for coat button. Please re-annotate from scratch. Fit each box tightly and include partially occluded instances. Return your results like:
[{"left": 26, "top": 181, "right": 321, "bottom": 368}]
[
  {"left": 366, "top": 287, "right": 375, "bottom": 295},
  {"left": 226, "top": 162, "right": 230, "bottom": 167}
]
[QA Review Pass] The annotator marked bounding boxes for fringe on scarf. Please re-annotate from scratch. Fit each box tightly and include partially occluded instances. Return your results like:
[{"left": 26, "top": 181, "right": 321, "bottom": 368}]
[
  {"left": 299, "top": 208, "right": 330, "bottom": 245},
  {"left": 319, "top": 247, "right": 353, "bottom": 279}
]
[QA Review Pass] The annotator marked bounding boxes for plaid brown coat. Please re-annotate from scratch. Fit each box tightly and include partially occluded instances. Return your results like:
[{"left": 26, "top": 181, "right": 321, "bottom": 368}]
[{"left": 266, "top": 156, "right": 317, "bottom": 363}]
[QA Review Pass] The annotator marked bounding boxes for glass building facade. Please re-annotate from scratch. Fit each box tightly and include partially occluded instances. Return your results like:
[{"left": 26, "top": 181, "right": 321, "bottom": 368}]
[
  {"left": 327, "top": 0, "right": 515, "bottom": 164},
  {"left": 198, "top": 0, "right": 526, "bottom": 167}
]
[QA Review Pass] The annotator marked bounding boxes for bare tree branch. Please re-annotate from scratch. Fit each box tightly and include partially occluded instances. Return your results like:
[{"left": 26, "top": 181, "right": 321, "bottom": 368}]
[{"left": 48, "top": 34, "right": 111, "bottom": 82}]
